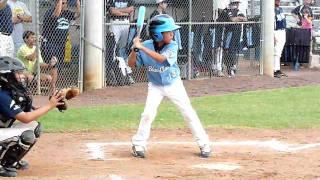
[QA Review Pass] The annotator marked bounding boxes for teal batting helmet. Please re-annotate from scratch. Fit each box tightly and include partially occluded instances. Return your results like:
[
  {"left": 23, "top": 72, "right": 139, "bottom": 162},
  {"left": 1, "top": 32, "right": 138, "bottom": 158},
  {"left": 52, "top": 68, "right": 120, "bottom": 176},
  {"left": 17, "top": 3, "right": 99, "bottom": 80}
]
[{"left": 148, "top": 14, "right": 181, "bottom": 42}]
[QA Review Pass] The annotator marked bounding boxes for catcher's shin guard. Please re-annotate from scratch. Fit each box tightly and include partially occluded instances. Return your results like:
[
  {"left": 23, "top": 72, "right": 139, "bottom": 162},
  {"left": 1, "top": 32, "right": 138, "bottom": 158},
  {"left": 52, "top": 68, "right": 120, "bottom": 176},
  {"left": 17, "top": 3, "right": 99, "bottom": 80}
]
[{"left": 0, "top": 130, "right": 36, "bottom": 167}]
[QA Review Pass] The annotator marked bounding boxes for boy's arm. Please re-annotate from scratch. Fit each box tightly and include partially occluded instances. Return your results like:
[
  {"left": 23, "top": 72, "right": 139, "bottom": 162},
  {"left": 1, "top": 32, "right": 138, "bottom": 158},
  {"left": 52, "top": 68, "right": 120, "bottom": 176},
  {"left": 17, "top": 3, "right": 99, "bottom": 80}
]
[
  {"left": 0, "top": 0, "right": 8, "bottom": 10},
  {"left": 139, "top": 46, "right": 166, "bottom": 63},
  {"left": 52, "top": 0, "right": 63, "bottom": 17},
  {"left": 132, "top": 37, "right": 166, "bottom": 63},
  {"left": 15, "top": 90, "right": 64, "bottom": 123},
  {"left": 74, "top": 0, "right": 80, "bottom": 19},
  {"left": 128, "top": 50, "right": 137, "bottom": 68}
]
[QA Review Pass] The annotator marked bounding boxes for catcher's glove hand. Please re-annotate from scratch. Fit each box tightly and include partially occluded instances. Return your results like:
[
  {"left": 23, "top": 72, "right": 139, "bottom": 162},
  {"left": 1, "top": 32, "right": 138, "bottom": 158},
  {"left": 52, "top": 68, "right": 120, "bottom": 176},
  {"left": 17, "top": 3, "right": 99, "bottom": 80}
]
[{"left": 50, "top": 87, "right": 80, "bottom": 112}]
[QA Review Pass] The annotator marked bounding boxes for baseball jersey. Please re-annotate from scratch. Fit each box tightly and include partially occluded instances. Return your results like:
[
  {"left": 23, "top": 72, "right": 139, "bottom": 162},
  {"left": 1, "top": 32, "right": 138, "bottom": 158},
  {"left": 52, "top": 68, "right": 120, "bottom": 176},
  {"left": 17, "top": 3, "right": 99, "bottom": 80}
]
[
  {"left": 17, "top": 44, "right": 44, "bottom": 73},
  {"left": 275, "top": 7, "right": 286, "bottom": 30},
  {"left": 8, "top": 0, "right": 31, "bottom": 44},
  {"left": 0, "top": 90, "right": 23, "bottom": 128},
  {"left": 136, "top": 40, "right": 180, "bottom": 86},
  {"left": 42, "top": 8, "right": 75, "bottom": 45},
  {"left": 0, "top": 5, "right": 13, "bottom": 35}
]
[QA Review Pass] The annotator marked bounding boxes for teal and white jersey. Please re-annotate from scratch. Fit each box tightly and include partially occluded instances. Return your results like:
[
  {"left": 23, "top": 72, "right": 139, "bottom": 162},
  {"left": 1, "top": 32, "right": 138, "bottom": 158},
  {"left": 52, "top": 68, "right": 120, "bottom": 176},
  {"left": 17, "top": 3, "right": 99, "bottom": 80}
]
[{"left": 136, "top": 39, "right": 180, "bottom": 86}]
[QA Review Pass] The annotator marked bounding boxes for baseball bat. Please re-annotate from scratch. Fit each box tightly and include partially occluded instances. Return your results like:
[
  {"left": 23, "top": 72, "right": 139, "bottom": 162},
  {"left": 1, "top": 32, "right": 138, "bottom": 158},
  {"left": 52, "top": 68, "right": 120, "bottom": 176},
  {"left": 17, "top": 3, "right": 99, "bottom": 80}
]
[{"left": 134, "top": 6, "right": 146, "bottom": 52}]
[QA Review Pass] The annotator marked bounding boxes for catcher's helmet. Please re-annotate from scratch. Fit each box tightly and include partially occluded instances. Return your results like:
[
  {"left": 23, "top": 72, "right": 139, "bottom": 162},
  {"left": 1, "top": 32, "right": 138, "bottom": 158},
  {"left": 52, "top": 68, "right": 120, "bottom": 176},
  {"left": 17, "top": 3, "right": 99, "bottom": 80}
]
[
  {"left": 0, "top": 56, "right": 27, "bottom": 90},
  {"left": 0, "top": 56, "right": 25, "bottom": 74},
  {"left": 148, "top": 14, "right": 181, "bottom": 42},
  {"left": 230, "top": 0, "right": 241, "bottom": 4}
]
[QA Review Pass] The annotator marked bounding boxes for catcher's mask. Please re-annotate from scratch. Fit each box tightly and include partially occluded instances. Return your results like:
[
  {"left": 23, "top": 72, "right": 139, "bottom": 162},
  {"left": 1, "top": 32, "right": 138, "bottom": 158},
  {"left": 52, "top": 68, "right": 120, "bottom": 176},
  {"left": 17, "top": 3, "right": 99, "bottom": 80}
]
[
  {"left": 148, "top": 14, "right": 181, "bottom": 42},
  {"left": 0, "top": 56, "right": 32, "bottom": 110}
]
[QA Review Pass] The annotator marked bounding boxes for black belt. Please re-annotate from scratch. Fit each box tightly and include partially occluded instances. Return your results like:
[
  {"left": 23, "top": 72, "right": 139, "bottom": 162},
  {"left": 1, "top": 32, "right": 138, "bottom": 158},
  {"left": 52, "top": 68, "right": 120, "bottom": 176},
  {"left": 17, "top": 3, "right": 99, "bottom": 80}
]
[
  {"left": 1, "top": 32, "right": 11, "bottom": 36},
  {"left": 275, "top": 28, "right": 285, "bottom": 31},
  {"left": 111, "top": 17, "right": 129, "bottom": 21}
]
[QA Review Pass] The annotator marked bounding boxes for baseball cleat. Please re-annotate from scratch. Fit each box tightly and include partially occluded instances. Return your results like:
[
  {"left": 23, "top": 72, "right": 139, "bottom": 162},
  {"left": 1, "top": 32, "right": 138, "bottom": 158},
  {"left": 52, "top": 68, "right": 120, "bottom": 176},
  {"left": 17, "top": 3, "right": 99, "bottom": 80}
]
[
  {"left": 200, "top": 144, "right": 212, "bottom": 158},
  {"left": 14, "top": 160, "right": 29, "bottom": 170},
  {"left": 0, "top": 166, "right": 17, "bottom": 177},
  {"left": 132, "top": 145, "right": 146, "bottom": 158}
]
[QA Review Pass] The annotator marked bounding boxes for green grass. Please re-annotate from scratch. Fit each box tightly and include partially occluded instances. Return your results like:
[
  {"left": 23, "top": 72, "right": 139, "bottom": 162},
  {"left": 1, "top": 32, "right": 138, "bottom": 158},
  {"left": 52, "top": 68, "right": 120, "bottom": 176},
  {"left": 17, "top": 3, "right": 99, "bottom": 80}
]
[{"left": 39, "top": 85, "right": 320, "bottom": 132}]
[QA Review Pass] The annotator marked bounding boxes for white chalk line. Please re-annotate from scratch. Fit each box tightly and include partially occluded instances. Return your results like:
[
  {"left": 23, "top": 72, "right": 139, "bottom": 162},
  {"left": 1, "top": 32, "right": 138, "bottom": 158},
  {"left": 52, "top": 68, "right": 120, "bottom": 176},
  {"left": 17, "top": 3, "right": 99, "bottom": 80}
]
[
  {"left": 192, "top": 163, "right": 241, "bottom": 171},
  {"left": 86, "top": 139, "right": 320, "bottom": 160}
]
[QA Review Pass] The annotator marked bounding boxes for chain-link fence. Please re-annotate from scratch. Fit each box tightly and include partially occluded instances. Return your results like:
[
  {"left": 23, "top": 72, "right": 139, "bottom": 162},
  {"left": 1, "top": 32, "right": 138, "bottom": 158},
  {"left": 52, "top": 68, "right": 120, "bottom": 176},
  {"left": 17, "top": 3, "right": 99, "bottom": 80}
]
[
  {"left": 2, "top": 0, "right": 320, "bottom": 93},
  {"left": 103, "top": 0, "right": 262, "bottom": 87},
  {"left": 0, "top": 0, "right": 81, "bottom": 95}
]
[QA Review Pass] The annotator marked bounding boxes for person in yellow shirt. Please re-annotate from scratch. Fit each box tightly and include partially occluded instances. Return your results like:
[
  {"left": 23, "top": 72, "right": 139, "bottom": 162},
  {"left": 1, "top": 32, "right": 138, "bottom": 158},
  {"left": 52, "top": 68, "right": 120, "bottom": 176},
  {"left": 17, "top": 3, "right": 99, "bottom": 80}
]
[{"left": 17, "top": 30, "right": 57, "bottom": 94}]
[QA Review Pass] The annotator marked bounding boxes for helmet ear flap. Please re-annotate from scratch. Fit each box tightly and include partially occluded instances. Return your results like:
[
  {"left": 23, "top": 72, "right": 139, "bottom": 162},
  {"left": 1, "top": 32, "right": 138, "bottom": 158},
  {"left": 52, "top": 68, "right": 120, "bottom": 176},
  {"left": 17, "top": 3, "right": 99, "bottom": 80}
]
[{"left": 151, "top": 32, "right": 163, "bottom": 42}]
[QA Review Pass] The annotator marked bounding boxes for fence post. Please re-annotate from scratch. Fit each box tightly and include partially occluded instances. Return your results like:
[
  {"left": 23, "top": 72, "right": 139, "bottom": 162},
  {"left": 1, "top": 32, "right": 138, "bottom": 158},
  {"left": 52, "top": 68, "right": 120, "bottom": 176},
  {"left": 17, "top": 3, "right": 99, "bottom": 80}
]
[
  {"left": 83, "top": 0, "right": 104, "bottom": 91},
  {"left": 187, "top": 0, "right": 192, "bottom": 80},
  {"left": 35, "top": 0, "right": 41, "bottom": 95},
  {"left": 261, "top": 0, "right": 275, "bottom": 77}
]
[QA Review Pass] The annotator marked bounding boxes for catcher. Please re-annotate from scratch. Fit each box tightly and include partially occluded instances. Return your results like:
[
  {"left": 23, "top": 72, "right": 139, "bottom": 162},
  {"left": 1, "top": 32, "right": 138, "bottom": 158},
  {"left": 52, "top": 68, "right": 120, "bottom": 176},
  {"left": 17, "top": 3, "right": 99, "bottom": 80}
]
[{"left": 0, "top": 56, "right": 77, "bottom": 177}]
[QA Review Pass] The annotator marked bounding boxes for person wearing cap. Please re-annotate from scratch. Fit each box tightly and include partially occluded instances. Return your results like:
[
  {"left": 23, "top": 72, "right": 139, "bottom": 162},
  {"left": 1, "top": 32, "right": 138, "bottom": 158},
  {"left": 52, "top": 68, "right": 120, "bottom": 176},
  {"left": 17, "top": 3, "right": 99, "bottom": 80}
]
[
  {"left": 220, "top": 0, "right": 247, "bottom": 77},
  {"left": 0, "top": 0, "right": 14, "bottom": 57},
  {"left": 150, "top": 0, "right": 168, "bottom": 19},
  {"left": 128, "top": 14, "right": 212, "bottom": 159}
]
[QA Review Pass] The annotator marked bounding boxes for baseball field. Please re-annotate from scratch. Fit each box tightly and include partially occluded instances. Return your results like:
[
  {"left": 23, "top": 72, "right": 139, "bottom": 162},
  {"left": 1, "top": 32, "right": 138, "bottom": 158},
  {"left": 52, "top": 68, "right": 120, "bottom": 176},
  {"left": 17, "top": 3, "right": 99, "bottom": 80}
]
[{"left": 19, "top": 68, "right": 320, "bottom": 179}]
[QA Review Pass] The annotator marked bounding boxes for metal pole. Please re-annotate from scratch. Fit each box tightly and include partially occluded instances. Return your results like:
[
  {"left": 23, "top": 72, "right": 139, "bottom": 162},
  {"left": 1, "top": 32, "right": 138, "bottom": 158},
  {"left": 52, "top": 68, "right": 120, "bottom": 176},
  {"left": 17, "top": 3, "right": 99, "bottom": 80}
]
[
  {"left": 35, "top": 0, "right": 41, "bottom": 95},
  {"left": 187, "top": 0, "right": 192, "bottom": 80},
  {"left": 83, "top": 0, "right": 104, "bottom": 91},
  {"left": 262, "top": 0, "right": 274, "bottom": 77},
  {"left": 78, "top": 0, "right": 85, "bottom": 93}
]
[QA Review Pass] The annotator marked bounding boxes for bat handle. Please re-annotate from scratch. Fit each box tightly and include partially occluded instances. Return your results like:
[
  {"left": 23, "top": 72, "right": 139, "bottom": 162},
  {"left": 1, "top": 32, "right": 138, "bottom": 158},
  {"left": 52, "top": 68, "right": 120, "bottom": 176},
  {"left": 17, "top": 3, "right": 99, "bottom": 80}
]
[{"left": 134, "top": 48, "right": 139, "bottom": 52}]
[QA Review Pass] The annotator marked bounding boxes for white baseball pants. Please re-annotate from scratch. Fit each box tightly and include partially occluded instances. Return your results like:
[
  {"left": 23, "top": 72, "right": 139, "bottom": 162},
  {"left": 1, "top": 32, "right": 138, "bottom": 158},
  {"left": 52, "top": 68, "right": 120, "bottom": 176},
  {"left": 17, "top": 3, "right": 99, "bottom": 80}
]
[
  {"left": 274, "top": 29, "right": 286, "bottom": 71},
  {"left": 0, "top": 34, "right": 14, "bottom": 57},
  {"left": 109, "top": 19, "right": 130, "bottom": 51},
  {"left": 0, "top": 121, "right": 39, "bottom": 142},
  {"left": 132, "top": 79, "right": 210, "bottom": 148}
]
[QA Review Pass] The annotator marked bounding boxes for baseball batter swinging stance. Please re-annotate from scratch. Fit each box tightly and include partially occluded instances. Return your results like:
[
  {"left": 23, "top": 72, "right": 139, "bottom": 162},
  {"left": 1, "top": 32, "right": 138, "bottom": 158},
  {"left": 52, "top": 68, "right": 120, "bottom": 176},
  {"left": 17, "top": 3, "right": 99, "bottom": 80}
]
[{"left": 128, "top": 14, "right": 212, "bottom": 158}]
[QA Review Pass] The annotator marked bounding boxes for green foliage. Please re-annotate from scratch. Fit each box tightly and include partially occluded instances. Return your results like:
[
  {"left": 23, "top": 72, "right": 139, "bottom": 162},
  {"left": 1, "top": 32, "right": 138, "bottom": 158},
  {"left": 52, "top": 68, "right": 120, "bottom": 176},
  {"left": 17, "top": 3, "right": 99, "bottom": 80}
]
[{"left": 40, "top": 86, "right": 320, "bottom": 132}]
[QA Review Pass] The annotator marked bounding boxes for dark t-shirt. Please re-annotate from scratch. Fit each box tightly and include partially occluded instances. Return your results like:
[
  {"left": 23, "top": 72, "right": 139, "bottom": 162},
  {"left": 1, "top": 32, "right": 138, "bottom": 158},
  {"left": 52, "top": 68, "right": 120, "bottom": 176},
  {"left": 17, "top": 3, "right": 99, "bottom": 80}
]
[
  {"left": 275, "top": 7, "right": 286, "bottom": 30},
  {"left": 107, "top": 0, "right": 133, "bottom": 19},
  {"left": 0, "top": 90, "right": 23, "bottom": 128},
  {"left": 42, "top": 8, "right": 75, "bottom": 45},
  {"left": 150, "top": 10, "right": 166, "bottom": 19},
  {"left": 218, "top": 8, "right": 243, "bottom": 50},
  {"left": 0, "top": 5, "right": 13, "bottom": 34}
]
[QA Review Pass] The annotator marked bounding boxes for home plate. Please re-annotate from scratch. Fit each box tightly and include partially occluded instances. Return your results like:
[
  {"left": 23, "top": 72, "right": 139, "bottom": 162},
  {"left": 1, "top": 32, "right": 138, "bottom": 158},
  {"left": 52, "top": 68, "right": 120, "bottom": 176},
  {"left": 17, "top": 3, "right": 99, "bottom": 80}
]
[{"left": 192, "top": 163, "right": 241, "bottom": 171}]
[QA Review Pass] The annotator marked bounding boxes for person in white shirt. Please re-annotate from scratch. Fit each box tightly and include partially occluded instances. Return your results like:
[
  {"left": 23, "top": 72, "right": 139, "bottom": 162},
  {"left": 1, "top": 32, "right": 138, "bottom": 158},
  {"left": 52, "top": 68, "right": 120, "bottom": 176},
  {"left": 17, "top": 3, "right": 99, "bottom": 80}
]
[{"left": 7, "top": 0, "right": 32, "bottom": 55}]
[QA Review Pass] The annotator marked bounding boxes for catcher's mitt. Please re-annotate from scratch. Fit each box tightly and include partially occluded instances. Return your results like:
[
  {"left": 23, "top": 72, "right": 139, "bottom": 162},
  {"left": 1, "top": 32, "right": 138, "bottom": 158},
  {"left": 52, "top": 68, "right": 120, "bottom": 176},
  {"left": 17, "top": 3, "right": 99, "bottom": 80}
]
[{"left": 52, "top": 87, "right": 80, "bottom": 112}]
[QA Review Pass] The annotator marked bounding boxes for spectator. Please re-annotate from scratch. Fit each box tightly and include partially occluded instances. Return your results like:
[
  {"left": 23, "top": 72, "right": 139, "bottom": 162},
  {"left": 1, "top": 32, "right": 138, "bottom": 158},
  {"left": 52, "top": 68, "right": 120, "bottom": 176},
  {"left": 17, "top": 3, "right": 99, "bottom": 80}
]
[
  {"left": 150, "top": 0, "right": 168, "bottom": 19},
  {"left": 212, "top": 0, "right": 230, "bottom": 77},
  {"left": 274, "top": 0, "right": 287, "bottom": 78},
  {"left": 292, "top": 0, "right": 313, "bottom": 28},
  {"left": 0, "top": 0, "right": 14, "bottom": 57},
  {"left": 107, "top": 0, "right": 134, "bottom": 58},
  {"left": 7, "top": 0, "right": 32, "bottom": 55},
  {"left": 301, "top": 8, "right": 313, "bottom": 29},
  {"left": 41, "top": 0, "right": 80, "bottom": 88},
  {"left": 0, "top": 56, "right": 64, "bottom": 177},
  {"left": 107, "top": 0, "right": 135, "bottom": 84},
  {"left": 220, "top": 0, "right": 247, "bottom": 77},
  {"left": 17, "top": 30, "right": 57, "bottom": 93}
]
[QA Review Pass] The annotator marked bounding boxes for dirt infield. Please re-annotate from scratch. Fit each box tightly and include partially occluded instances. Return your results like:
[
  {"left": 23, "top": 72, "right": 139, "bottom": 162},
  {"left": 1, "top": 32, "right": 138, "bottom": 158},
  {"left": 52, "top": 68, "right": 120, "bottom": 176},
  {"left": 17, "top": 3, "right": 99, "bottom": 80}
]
[
  {"left": 23, "top": 68, "right": 320, "bottom": 179},
  {"left": 18, "top": 129, "right": 320, "bottom": 179}
]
